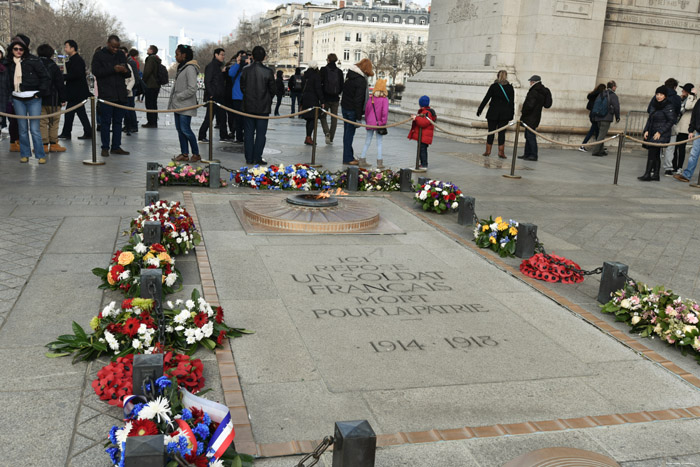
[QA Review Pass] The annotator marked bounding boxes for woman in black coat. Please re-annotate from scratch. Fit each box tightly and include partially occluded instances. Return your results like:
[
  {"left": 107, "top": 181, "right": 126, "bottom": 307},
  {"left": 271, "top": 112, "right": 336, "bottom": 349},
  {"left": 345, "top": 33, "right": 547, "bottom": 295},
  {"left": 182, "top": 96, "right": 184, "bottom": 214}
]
[
  {"left": 300, "top": 62, "right": 323, "bottom": 145},
  {"left": 639, "top": 86, "right": 676, "bottom": 181},
  {"left": 477, "top": 70, "right": 515, "bottom": 158},
  {"left": 274, "top": 70, "right": 284, "bottom": 116},
  {"left": 579, "top": 83, "right": 605, "bottom": 152}
]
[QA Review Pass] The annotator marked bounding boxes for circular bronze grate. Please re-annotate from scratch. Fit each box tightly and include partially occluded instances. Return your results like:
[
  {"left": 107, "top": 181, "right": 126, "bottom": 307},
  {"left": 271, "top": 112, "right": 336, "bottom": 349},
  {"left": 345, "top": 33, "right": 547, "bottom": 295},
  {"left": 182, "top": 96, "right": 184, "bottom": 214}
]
[{"left": 503, "top": 447, "right": 620, "bottom": 467}]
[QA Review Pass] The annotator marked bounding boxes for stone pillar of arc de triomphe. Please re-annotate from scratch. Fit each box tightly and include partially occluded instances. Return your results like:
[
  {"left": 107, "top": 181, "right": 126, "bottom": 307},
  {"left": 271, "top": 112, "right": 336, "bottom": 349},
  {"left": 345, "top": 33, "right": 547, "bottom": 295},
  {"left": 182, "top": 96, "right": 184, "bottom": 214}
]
[{"left": 403, "top": 0, "right": 700, "bottom": 131}]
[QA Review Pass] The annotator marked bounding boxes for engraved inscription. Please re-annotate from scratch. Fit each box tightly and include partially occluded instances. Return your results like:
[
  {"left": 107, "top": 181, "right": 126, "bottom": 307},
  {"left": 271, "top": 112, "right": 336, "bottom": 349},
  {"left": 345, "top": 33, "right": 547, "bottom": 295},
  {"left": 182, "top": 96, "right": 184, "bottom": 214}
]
[
  {"left": 554, "top": 0, "right": 593, "bottom": 19},
  {"left": 447, "top": 0, "right": 478, "bottom": 23},
  {"left": 634, "top": 0, "right": 697, "bottom": 10}
]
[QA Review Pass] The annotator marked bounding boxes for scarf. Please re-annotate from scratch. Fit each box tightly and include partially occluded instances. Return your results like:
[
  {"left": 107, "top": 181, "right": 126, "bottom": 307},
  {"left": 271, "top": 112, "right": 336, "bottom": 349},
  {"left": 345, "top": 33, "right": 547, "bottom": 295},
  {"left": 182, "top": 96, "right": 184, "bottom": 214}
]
[
  {"left": 13, "top": 56, "right": 22, "bottom": 92},
  {"left": 652, "top": 98, "right": 666, "bottom": 110}
]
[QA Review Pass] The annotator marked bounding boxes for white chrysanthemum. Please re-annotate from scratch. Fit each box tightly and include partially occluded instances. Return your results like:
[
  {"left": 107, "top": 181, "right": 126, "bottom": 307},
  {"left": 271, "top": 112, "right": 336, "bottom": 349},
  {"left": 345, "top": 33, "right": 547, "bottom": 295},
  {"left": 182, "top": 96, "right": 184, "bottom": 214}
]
[
  {"left": 175, "top": 299, "right": 184, "bottom": 305},
  {"left": 209, "top": 460, "right": 225, "bottom": 467},
  {"left": 132, "top": 306, "right": 142, "bottom": 316},
  {"left": 165, "top": 273, "right": 178, "bottom": 287},
  {"left": 202, "top": 322, "right": 214, "bottom": 338},
  {"left": 170, "top": 231, "right": 179, "bottom": 238},
  {"left": 118, "top": 270, "right": 130, "bottom": 281},
  {"left": 175, "top": 325, "right": 184, "bottom": 332},
  {"left": 138, "top": 324, "right": 148, "bottom": 335},
  {"left": 451, "top": 202, "right": 459, "bottom": 209},
  {"left": 138, "top": 396, "right": 171, "bottom": 423},
  {"left": 165, "top": 325, "right": 174, "bottom": 333},
  {"left": 174, "top": 309, "right": 190, "bottom": 325},
  {"left": 116, "top": 422, "right": 132, "bottom": 444},
  {"left": 194, "top": 328, "right": 204, "bottom": 341},
  {"left": 184, "top": 328, "right": 198, "bottom": 344},
  {"left": 132, "top": 339, "right": 142, "bottom": 350},
  {"left": 105, "top": 331, "right": 119, "bottom": 351},
  {"left": 134, "top": 243, "right": 148, "bottom": 255},
  {"left": 166, "top": 300, "right": 174, "bottom": 308},
  {"left": 145, "top": 346, "right": 155, "bottom": 354},
  {"left": 146, "top": 257, "right": 160, "bottom": 268},
  {"left": 185, "top": 300, "right": 195, "bottom": 310},
  {"left": 101, "top": 302, "right": 117, "bottom": 319},
  {"left": 176, "top": 238, "right": 182, "bottom": 244}
]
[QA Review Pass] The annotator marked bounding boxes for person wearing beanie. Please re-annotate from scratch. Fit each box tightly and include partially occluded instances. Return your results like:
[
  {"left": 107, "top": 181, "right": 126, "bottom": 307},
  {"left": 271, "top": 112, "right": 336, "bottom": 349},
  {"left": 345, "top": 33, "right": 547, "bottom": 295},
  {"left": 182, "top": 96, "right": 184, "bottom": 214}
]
[
  {"left": 301, "top": 60, "right": 323, "bottom": 145},
  {"left": 673, "top": 83, "right": 696, "bottom": 174},
  {"left": 340, "top": 58, "right": 373, "bottom": 165},
  {"left": 639, "top": 85, "right": 675, "bottom": 181},
  {"left": 8, "top": 35, "right": 51, "bottom": 164},
  {"left": 518, "top": 75, "right": 552, "bottom": 161},
  {"left": 408, "top": 95, "right": 437, "bottom": 170},
  {"left": 646, "top": 78, "right": 681, "bottom": 175},
  {"left": 477, "top": 70, "right": 515, "bottom": 158},
  {"left": 359, "top": 78, "right": 388, "bottom": 168}
]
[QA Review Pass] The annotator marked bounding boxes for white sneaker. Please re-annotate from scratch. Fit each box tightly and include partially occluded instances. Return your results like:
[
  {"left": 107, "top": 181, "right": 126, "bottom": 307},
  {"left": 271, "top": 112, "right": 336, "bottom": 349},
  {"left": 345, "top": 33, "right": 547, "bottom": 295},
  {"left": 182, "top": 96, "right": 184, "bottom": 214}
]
[{"left": 578, "top": 146, "right": 587, "bottom": 152}]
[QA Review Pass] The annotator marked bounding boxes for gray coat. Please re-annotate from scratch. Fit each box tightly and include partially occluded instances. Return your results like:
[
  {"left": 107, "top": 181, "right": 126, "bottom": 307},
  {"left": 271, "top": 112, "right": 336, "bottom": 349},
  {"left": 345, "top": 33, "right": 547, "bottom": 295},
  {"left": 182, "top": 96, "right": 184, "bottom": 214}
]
[
  {"left": 168, "top": 60, "right": 199, "bottom": 117},
  {"left": 593, "top": 90, "right": 620, "bottom": 123}
]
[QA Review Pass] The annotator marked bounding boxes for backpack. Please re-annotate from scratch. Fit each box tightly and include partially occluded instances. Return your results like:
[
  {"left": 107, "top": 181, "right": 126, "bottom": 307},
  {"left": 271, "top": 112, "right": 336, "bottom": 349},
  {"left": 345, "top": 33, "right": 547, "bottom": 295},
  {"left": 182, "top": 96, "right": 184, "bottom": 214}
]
[
  {"left": 543, "top": 88, "right": 553, "bottom": 109},
  {"left": 157, "top": 63, "right": 169, "bottom": 86},
  {"left": 591, "top": 91, "right": 609, "bottom": 118},
  {"left": 293, "top": 74, "right": 303, "bottom": 92},
  {"left": 324, "top": 68, "right": 340, "bottom": 95}
]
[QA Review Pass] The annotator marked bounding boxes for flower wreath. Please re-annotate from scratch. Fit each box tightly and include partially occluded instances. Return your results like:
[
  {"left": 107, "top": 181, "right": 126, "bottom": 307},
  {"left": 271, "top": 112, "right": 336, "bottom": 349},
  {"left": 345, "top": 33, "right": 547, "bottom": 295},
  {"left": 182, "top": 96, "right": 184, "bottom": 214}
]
[{"left": 129, "top": 200, "right": 201, "bottom": 255}]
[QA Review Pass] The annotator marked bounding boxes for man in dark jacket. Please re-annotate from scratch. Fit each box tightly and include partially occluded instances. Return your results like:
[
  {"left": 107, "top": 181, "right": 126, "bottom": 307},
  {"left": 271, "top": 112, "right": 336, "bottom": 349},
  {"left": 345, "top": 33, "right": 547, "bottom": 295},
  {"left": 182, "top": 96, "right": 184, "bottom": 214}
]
[
  {"left": 288, "top": 67, "right": 303, "bottom": 115},
  {"left": 319, "top": 53, "right": 344, "bottom": 145},
  {"left": 198, "top": 48, "right": 229, "bottom": 142},
  {"left": 59, "top": 40, "right": 92, "bottom": 139},
  {"left": 590, "top": 80, "right": 620, "bottom": 157},
  {"left": 519, "top": 75, "right": 552, "bottom": 161},
  {"left": 37, "top": 44, "right": 67, "bottom": 152},
  {"left": 340, "top": 60, "right": 371, "bottom": 164},
  {"left": 240, "top": 45, "right": 275, "bottom": 165},
  {"left": 142, "top": 45, "right": 161, "bottom": 128},
  {"left": 92, "top": 35, "right": 131, "bottom": 157}
]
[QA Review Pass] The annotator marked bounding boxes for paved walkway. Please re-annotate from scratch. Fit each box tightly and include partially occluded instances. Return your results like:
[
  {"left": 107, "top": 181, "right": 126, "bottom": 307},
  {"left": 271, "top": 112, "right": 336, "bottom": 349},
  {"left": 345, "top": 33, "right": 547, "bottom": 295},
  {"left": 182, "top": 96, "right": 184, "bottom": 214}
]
[{"left": 1, "top": 98, "right": 700, "bottom": 466}]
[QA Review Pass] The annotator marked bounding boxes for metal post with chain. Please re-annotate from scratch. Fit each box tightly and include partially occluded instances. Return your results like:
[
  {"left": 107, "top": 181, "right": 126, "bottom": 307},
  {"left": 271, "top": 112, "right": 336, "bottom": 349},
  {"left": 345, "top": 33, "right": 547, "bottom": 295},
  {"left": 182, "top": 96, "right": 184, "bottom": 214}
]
[
  {"left": 295, "top": 436, "right": 334, "bottom": 467},
  {"left": 147, "top": 281, "right": 165, "bottom": 347},
  {"left": 531, "top": 229, "right": 603, "bottom": 277}
]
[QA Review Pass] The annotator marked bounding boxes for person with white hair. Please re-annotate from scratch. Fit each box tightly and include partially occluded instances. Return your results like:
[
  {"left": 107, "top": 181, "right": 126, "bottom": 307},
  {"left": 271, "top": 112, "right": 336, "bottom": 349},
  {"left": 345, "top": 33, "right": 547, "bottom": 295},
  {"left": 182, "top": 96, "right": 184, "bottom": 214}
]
[{"left": 300, "top": 60, "right": 324, "bottom": 145}]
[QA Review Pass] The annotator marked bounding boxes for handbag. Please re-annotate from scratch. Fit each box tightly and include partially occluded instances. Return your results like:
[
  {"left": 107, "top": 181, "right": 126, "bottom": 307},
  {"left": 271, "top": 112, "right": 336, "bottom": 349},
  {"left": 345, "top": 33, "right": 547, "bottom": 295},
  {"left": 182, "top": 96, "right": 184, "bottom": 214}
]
[{"left": 371, "top": 97, "right": 388, "bottom": 135}]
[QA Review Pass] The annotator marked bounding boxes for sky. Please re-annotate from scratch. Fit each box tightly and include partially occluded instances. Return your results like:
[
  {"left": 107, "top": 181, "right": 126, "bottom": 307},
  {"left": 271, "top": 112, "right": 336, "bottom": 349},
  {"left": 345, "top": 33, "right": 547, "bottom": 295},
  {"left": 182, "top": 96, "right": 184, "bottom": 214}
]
[{"left": 71, "top": 0, "right": 431, "bottom": 52}]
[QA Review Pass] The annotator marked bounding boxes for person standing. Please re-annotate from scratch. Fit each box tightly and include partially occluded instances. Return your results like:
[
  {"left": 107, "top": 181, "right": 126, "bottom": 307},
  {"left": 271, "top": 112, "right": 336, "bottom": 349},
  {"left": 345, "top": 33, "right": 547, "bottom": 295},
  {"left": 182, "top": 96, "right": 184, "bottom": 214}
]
[
  {"left": 578, "top": 84, "right": 605, "bottom": 152},
  {"left": 301, "top": 61, "right": 323, "bottom": 146},
  {"left": 169, "top": 45, "right": 201, "bottom": 163},
  {"left": 8, "top": 35, "right": 51, "bottom": 164},
  {"left": 647, "top": 78, "right": 681, "bottom": 176},
  {"left": 288, "top": 67, "right": 303, "bottom": 115},
  {"left": 123, "top": 48, "right": 142, "bottom": 134},
  {"left": 675, "top": 89, "right": 700, "bottom": 183},
  {"left": 37, "top": 44, "right": 67, "bottom": 153},
  {"left": 0, "top": 45, "right": 8, "bottom": 136},
  {"left": 360, "top": 79, "right": 388, "bottom": 168},
  {"left": 59, "top": 40, "right": 92, "bottom": 139},
  {"left": 274, "top": 69, "right": 285, "bottom": 116},
  {"left": 240, "top": 46, "right": 275, "bottom": 166},
  {"left": 518, "top": 75, "right": 552, "bottom": 161},
  {"left": 674, "top": 83, "right": 696, "bottom": 174},
  {"left": 476, "top": 69, "right": 514, "bottom": 158},
  {"left": 590, "top": 81, "right": 620, "bottom": 157},
  {"left": 408, "top": 95, "right": 436, "bottom": 169},
  {"left": 639, "top": 86, "right": 675, "bottom": 181},
  {"left": 319, "top": 53, "right": 343, "bottom": 145},
  {"left": 91, "top": 35, "right": 131, "bottom": 157},
  {"left": 141, "top": 45, "right": 161, "bottom": 128},
  {"left": 226, "top": 50, "right": 249, "bottom": 143},
  {"left": 340, "top": 58, "right": 373, "bottom": 165},
  {"left": 198, "top": 48, "right": 229, "bottom": 143}
]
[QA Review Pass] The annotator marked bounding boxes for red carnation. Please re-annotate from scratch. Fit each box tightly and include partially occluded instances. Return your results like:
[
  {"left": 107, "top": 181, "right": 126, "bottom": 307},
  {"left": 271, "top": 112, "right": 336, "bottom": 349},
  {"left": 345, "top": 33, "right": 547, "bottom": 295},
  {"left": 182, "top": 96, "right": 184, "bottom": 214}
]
[
  {"left": 110, "top": 264, "right": 125, "bottom": 282},
  {"left": 122, "top": 298, "right": 133, "bottom": 309},
  {"left": 216, "top": 330, "right": 227, "bottom": 345},
  {"left": 111, "top": 250, "right": 122, "bottom": 263},
  {"left": 123, "top": 318, "right": 141, "bottom": 337},
  {"left": 184, "top": 454, "right": 208, "bottom": 467},
  {"left": 193, "top": 312, "right": 208, "bottom": 328},
  {"left": 129, "top": 419, "right": 159, "bottom": 437},
  {"left": 151, "top": 243, "right": 166, "bottom": 253},
  {"left": 214, "top": 307, "right": 224, "bottom": 324}
]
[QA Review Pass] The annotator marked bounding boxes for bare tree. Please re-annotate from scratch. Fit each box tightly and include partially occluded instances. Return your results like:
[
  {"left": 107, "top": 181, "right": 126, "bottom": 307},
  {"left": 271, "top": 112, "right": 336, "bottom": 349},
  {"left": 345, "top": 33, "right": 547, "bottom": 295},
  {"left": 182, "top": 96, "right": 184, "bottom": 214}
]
[
  {"left": 402, "top": 42, "right": 426, "bottom": 77},
  {"left": 365, "top": 37, "right": 426, "bottom": 81}
]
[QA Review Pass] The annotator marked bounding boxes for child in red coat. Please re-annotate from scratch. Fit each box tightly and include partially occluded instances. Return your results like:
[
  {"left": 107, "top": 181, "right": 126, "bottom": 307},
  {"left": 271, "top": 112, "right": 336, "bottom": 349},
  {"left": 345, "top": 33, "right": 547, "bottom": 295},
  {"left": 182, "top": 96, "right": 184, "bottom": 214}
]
[{"left": 408, "top": 95, "right": 437, "bottom": 169}]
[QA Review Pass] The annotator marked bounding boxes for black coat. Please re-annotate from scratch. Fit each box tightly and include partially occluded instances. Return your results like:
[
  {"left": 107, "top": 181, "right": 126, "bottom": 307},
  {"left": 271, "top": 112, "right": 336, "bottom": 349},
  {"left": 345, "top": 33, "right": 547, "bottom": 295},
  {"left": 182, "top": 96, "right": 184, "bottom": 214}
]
[
  {"left": 340, "top": 69, "right": 367, "bottom": 118},
  {"left": 301, "top": 69, "right": 323, "bottom": 119},
  {"left": 91, "top": 47, "right": 131, "bottom": 103},
  {"left": 644, "top": 99, "right": 676, "bottom": 144},
  {"left": 320, "top": 62, "right": 343, "bottom": 102},
  {"left": 7, "top": 54, "right": 51, "bottom": 96},
  {"left": 477, "top": 82, "right": 515, "bottom": 121},
  {"left": 586, "top": 90, "right": 601, "bottom": 112},
  {"left": 240, "top": 61, "right": 275, "bottom": 116},
  {"left": 204, "top": 58, "right": 225, "bottom": 101},
  {"left": 39, "top": 57, "right": 66, "bottom": 107},
  {"left": 64, "top": 53, "right": 91, "bottom": 102},
  {"left": 521, "top": 82, "right": 552, "bottom": 129},
  {"left": 0, "top": 60, "right": 9, "bottom": 112},
  {"left": 647, "top": 87, "right": 681, "bottom": 119},
  {"left": 275, "top": 75, "right": 285, "bottom": 97}
]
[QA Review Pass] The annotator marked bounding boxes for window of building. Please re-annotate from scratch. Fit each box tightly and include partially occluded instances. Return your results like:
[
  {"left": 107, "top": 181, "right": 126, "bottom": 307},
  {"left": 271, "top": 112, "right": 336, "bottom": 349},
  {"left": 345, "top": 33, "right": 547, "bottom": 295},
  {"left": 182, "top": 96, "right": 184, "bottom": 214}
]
[
  {"left": 419, "top": 17, "right": 427, "bottom": 25},
  {"left": 354, "top": 50, "right": 361, "bottom": 61},
  {"left": 382, "top": 15, "right": 389, "bottom": 23},
  {"left": 393, "top": 16, "right": 401, "bottom": 23},
  {"left": 371, "top": 15, "right": 378, "bottom": 22},
  {"left": 370, "top": 33, "right": 377, "bottom": 43},
  {"left": 381, "top": 34, "right": 387, "bottom": 43},
  {"left": 407, "top": 35, "right": 413, "bottom": 44},
  {"left": 345, "top": 32, "right": 351, "bottom": 41},
  {"left": 356, "top": 32, "right": 362, "bottom": 42},
  {"left": 369, "top": 52, "right": 376, "bottom": 63},
  {"left": 418, "top": 36, "right": 424, "bottom": 45},
  {"left": 407, "top": 17, "right": 415, "bottom": 24},
  {"left": 345, "top": 13, "right": 353, "bottom": 20},
  {"left": 343, "top": 49, "right": 350, "bottom": 60},
  {"left": 357, "top": 14, "right": 364, "bottom": 21}
]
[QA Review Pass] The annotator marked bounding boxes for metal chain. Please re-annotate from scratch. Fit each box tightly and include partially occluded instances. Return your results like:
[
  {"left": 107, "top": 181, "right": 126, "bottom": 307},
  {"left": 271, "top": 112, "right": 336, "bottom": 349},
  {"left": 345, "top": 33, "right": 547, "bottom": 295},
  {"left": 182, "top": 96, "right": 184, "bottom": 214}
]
[
  {"left": 295, "top": 436, "right": 334, "bottom": 467},
  {"left": 147, "top": 281, "right": 165, "bottom": 346},
  {"left": 531, "top": 231, "right": 603, "bottom": 276}
]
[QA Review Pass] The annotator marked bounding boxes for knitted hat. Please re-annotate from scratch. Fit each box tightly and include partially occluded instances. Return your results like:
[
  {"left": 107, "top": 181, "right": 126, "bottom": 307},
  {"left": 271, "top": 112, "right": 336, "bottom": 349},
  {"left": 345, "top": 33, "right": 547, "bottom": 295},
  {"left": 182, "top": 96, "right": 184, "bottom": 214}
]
[
  {"left": 356, "top": 58, "right": 374, "bottom": 77},
  {"left": 307, "top": 60, "right": 318, "bottom": 70},
  {"left": 682, "top": 82, "right": 694, "bottom": 93},
  {"left": 655, "top": 85, "right": 668, "bottom": 96},
  {"left": 419, "top": 95, "right": 430, "bottom": 107},
  {"left": 16, "top": 34, "right": 30, "bottom": 47},
  {"left": 373, "top": 79, "right": 387, "bottom": 92}
]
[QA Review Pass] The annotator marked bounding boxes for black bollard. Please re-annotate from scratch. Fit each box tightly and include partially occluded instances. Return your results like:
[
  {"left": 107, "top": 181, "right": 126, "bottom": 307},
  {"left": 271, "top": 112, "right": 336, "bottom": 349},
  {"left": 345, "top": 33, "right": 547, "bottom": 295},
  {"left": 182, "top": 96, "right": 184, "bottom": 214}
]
[
  {"left": 141, "top": 268, "right": 163, "bottom": 311},
  {"left": 514, "top": 223, "right": 537, "bottom": 259},
  {"left": 399, "top": 168, "right": 413, "bottom": 192},
  {"left": 347, "top": 166, "right": 359, "bottom": 191},
  {"left": 458, "top": 196, "right": 476, "bottom": 226},
  {"left": 146, "top": 170, "right": 159, "bottom": 192},
  {"left": 124, "top": 435, "right": 165, "bottom": 466},
  {"left": 332, "top": 420, "right": 376, "bottom": 467},
  {"left": 142, "top": 221, "right": 161, "bottom": 246},
  {"left": 145, "top": 191, "right": 159, "bottom": 207},
  {"left": 597, "top": 262, "right": 629, "bottom": 304},
  {"left": 146, "top": 161, "right": 160, "bottom": 171},
  {"left": 132, "top": 353, "right": 164, "bottom": 396},
  {"left": 209, "top": 162, "right": 221, "bottom": 188},
  {"left": 417, "top": 176, "right": 430, "bottom": 187}
]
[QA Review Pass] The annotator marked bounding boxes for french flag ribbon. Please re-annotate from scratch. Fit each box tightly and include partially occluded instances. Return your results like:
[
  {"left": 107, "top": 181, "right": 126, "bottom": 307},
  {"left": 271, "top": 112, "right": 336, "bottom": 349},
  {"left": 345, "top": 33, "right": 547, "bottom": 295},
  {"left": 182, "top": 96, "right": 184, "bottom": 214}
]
[
  {"left": 175, "top": 419, "right": 198, "bottom": 454},
  {"left": 181, "top": 389, "right": 236, "bottom": 459},
  {"left": 122, "top": 394, "right": 148, "bottom": 418}
]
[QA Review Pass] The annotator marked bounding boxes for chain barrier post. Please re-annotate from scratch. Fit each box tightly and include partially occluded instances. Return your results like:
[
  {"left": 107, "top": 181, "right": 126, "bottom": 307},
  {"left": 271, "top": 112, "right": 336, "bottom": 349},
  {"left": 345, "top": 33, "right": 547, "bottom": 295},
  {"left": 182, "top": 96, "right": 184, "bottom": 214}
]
[
  {"left": 503, "top": 121, "right": 521, "bottom": 179},
  {"left": 132, "top": 353, "right": 164, "bottom": 397},
  {"left": 143, "top": 221, "right": 161, "bottom": 246},
  {"left": 457, "top": 196, "right": 476, "bottom": 226},
  {"left": 347, "top": 166, "right": 359, "bottom": 191},
  {"left": 208, "top": 100, "right": 214, "bottom": 162},
  {"left": 413, "top": 127, "right": 426, "bottom": 172},
  {"left": 613, "top": 134, "right": 623, "bottom": 185},
  {"left": 209, "top": 162, "right": 221, "bottom": 188},
  {"left": 417, "top": 176, "right": 429, "bottom": 186},
  {"left": 296, "top": 436, "right": 334, "bottom": 467},
  {"left": 399, "top": 168, "right": 413, "bottom": 192},
  {"left": 123, "top": 434, "right": 165, "bottom": 466},
  {"left": 515, "top": 223, "right": 537, "bottom": 259},
  {"left": 83, "top": 97, "right": 104, "bottom": 165},
  {"left": 146, "top": 170, "right": 159, "bottom": 192},
  {"left": 145, "top": 191, "right": 159, "bottom": 206},
  {"left": 597, "top": 262, "right": 629, "bottom": 304},
  {"left": 310, "top": 107, "right": 322, "bottom": 168},
  {"left": 142, "top": 271, "right": 166, "bottom": 347},
  {"left": 332, "top": 420, "right": 376, "bottom": 467},
  {"left": 146, "top": 161, "right": 160, "bottom": 171}
]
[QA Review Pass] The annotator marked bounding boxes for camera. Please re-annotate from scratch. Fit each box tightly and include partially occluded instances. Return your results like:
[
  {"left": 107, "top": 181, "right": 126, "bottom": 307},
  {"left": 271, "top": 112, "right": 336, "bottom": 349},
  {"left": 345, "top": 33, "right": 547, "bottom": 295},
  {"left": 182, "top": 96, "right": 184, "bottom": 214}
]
[{"left": 239, "top": 53, "right": 248, "bottom": 63}]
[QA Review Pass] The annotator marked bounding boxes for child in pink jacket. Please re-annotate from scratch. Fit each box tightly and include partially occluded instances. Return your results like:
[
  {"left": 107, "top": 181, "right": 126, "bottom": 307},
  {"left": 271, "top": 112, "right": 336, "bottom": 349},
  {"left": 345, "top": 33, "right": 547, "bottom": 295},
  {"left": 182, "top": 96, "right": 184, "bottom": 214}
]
[{"left": 360, "top": 79, "right": 389, "bottom": 168}]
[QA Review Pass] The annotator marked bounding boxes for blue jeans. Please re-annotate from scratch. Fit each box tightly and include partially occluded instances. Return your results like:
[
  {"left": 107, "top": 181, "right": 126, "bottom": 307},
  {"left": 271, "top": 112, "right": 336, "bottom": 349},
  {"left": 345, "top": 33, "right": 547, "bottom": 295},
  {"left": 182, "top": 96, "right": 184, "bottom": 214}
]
[
  {"left": 360, "top": 129, "right": 383, "bottom": 160},
  {"left": 524, "top": 128, "right": 537, "bottom": 158},
  {"left": 13, "top": 97, "right": 45, "bottom": 159},
  {"left": 582, "top": 119, "right": 599, "bottom": 144},
  {"left": 290, "top": 92, "right": 301, "bottom": 114},
  {"left": 420, "top": 143, "right": 429, "bottom": 167},
  {"left": 99, "top": 102, "right": 125, "bottom": 150},
  {"left": 124, "top": 96, "right": 138, "bottom": 130},
  {"left": 683, "top": 136, "right": 700, "bottom": 181},
  {"left": 342, "top": 108, "right": 357, "bottom": 163},
  {"left": 243, "top": 116, "right": 268, "bottom": 164},
  {"left": 174, "top": 114, "right": 199, "bottom": 156}
]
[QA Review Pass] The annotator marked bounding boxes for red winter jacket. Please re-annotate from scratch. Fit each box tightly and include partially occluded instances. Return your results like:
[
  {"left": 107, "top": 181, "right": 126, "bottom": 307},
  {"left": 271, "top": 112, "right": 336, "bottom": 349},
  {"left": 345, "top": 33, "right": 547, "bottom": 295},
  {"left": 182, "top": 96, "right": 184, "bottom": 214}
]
[{"left": 408, "top": 106, "right": 436, "bottom": 144}]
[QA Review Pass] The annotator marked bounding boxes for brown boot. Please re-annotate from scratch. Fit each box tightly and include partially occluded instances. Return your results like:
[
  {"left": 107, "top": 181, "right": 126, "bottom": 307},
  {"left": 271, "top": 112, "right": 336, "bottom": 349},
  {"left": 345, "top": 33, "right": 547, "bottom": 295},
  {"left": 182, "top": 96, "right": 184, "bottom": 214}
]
[
  {"left": 498, "top": 145, "right": 506, "bottom": 159},
  {"left": 50, "top": 142, "right": 67, "bottom": 152},
  {"left": 482, "top": 143, "right": 492, "bottom": 157},
  {"left": 304, "top": 136, "right": 314, "bottom": 146},
  {"left": 10, "top": 141, "right": 20, "bottom": 152},
  {"left": 43, "top": 144, "right": 50, "bottom": 153}
]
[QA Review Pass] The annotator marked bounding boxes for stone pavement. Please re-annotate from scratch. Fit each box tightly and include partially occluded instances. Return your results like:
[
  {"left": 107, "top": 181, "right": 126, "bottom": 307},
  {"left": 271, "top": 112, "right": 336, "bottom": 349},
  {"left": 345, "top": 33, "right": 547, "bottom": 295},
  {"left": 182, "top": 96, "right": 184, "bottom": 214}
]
[{"left": 1, "top": 98, "right": 700, "bottom": 466}]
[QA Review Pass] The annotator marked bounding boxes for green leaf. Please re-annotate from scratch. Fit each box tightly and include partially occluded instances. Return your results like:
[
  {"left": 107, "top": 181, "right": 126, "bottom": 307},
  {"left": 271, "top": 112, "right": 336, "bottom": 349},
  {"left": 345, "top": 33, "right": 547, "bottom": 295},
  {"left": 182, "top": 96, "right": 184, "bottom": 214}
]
[
  {"left": 72, "top": 322, "right": 88, "bottom": 340},
  {"left": 201, "top": 338, "right": 216, "bottom": 350},
  {"left": 45, "top": 352, "right": 72, "bottom": 358},
  {"left": 92, "top": 267, "right": 108, "bottom": 277},
  {"left": 232, "top": 456, "right": 242, "bottom": 467},
  {"left": 191, "top": 288, "right": 201, "bottom": 302}
]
